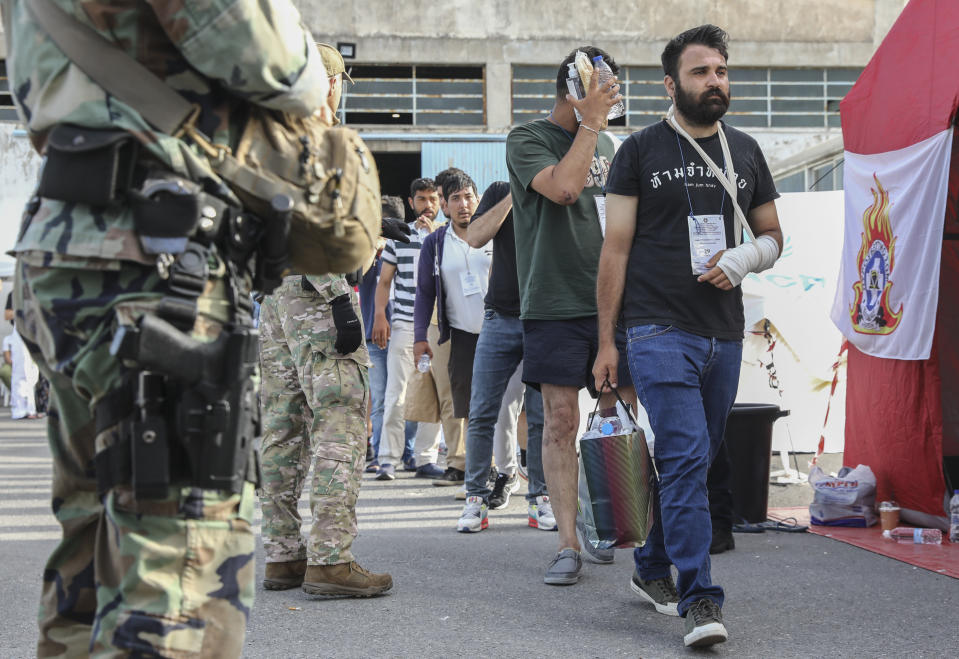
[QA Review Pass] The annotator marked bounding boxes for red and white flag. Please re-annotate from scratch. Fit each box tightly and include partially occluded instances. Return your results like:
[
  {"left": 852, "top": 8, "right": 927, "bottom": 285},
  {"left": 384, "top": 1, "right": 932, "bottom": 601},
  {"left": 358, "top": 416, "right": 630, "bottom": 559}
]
[{"left": 830, "top": 128, "right": 952, "bottom": 360}]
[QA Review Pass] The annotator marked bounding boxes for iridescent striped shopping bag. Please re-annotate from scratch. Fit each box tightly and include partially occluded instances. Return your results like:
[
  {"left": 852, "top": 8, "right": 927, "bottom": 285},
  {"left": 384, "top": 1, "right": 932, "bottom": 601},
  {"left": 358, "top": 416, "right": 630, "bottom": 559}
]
[{"left": 578, "top": 389, "right": 656, "bottom": 549}]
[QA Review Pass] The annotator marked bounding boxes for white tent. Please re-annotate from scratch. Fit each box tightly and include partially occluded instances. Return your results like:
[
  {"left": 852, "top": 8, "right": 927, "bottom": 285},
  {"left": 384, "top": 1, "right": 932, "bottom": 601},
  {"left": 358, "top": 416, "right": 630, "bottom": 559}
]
[{"left": 738, "top": 190, "right": 847, "bottom": 455}]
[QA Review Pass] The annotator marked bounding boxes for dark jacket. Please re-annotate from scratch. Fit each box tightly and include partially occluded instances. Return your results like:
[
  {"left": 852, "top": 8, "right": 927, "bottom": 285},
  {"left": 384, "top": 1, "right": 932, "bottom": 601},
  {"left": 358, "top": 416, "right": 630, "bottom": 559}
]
[{"left": 413, "top": 224, "right": 450, "bottom": 345}]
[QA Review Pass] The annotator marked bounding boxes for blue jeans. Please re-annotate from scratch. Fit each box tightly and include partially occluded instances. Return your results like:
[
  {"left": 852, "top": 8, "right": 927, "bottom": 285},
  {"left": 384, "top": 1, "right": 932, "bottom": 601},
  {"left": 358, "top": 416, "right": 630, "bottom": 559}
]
[
  {"left": 367, "top": 339, "right": 416, "bottom": 460},
  {"left": 465, "top": 310, "right": 546, "bottom": 501},
  {"left": 626, "top": 324, "right": 742, "bottom": 616}
]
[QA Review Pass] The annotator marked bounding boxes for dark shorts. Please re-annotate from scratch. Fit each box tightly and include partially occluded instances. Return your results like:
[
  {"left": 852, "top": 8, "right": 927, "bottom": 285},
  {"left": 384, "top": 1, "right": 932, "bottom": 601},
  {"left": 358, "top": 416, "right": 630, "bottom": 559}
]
[
  {"left": 448, "top": 328, "right": 479, "bottom": 419},
  {"left": 522, "top": 316, "right": 630, "bottom": 397}
]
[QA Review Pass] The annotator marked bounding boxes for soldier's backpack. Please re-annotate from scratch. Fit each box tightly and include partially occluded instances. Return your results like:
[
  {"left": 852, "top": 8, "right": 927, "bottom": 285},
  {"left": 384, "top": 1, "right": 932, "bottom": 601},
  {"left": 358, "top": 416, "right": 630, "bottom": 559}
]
[
  {"left": 28, "top": 0, "right": 380, "bottom": 277},
  {"left": 192, "top": 110, "right": 381, "bottom": 276}
]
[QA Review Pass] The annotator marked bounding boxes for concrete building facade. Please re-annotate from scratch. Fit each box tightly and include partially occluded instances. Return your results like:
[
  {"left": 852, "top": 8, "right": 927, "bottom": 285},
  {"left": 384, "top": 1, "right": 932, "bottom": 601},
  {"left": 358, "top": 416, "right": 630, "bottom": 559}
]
[
  {"left": 301, "top": 0, "right": 905, "bottom": 196},
  {"left": 0, "top": 1, "right": 908, "bottom": 204}
]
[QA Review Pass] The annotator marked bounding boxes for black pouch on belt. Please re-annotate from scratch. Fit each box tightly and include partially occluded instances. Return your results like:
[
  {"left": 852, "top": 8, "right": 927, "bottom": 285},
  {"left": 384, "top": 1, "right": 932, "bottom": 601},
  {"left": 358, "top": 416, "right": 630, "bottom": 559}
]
[
  {"left": 128, "top": 177, "right": 204, "bottom": 255},
  {"left": 37, "top": 124, "right": 139, "bottom": 207}
]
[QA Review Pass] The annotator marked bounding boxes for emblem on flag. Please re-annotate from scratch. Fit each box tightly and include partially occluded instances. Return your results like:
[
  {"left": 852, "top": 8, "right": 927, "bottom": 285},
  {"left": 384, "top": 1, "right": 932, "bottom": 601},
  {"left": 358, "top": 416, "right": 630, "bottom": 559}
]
[{"left": 849, "top": 174, "right": 902, "bottom": 335}]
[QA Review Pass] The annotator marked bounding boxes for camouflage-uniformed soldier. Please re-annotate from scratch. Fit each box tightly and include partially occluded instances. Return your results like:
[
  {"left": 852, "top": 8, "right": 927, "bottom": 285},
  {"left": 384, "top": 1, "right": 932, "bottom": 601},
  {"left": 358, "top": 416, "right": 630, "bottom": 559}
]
[
  {"left": 258, "top": 275, "right": 392, "bottom": 595},
  {"left": 3, "top": 1, "right": 330, "bottom": 656},
  {"left": 258, "top": 44, "right": 393, "bottom": 597}
]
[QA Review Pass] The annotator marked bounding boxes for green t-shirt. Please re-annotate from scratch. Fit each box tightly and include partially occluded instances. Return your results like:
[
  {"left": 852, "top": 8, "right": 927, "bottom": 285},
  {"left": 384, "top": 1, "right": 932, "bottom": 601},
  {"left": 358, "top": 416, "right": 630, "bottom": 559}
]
[{"left": 506, "top": 118, "right": 616, "bottom": 320}]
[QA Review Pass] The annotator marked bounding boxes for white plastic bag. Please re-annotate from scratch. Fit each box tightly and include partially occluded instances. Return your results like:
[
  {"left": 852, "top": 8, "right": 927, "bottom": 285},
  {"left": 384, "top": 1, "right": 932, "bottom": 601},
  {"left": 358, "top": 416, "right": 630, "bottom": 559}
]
[{"left": 808, "top": 464, "right": 878, "bottom": 527}]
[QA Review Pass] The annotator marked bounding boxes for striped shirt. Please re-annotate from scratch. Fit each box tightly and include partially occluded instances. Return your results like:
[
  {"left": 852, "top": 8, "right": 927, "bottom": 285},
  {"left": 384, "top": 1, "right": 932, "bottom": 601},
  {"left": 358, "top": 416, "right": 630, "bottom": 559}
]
[{"left": 381, "top": 229, "right": 427, "bottom": 323}]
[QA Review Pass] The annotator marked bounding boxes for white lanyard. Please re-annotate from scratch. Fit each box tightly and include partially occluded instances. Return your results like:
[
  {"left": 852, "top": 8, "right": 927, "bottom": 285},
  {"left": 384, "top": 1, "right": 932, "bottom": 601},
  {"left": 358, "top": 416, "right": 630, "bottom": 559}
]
[
  {"left": 449, "top": 229, "right": 483, "bottom": 297},
  {"left": 450, "top": 230, "right": 473, "bottom": 274},
  {"left": 666, "top": 105, "right": 754, "bottom": 246}
]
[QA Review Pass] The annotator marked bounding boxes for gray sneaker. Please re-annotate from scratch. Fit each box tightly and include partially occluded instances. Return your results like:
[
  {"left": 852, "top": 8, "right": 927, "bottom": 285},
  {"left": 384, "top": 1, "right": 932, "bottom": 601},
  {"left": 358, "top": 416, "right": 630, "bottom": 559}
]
[
  {"left": 630, "top": 570, "right": 680, "bottom": 616},
  {"left": 575, "top": 516, "right": 614, "bottom": 564},
  {"left": 544, "top": 548, "right": 582, "bottom": 585},
  {"left": 683, "top": 599, "right": 728, "bottom": 647}
]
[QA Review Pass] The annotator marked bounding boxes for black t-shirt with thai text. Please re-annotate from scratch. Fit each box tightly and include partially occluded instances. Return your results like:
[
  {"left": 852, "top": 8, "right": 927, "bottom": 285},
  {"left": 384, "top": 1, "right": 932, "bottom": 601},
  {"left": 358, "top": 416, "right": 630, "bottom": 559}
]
[{"left": 605, "top": 120, "right": 779, "bottom": 339}]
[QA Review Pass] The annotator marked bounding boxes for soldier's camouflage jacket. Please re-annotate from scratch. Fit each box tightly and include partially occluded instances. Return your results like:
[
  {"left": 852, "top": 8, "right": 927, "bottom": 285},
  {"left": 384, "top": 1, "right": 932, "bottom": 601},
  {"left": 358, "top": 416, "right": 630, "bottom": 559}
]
[{"left": 1, "top": 0, "right": 328, "bottom": 265}]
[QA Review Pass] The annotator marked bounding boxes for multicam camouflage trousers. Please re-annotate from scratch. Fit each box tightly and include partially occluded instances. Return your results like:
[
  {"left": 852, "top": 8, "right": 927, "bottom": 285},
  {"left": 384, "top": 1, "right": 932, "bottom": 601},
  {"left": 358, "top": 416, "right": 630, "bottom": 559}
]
[
  {"left": 258, "top": 279, "right": 368, "bottom": 566},
  {"left": 14, "top": 253, "right": 256, "bottom": 658}
]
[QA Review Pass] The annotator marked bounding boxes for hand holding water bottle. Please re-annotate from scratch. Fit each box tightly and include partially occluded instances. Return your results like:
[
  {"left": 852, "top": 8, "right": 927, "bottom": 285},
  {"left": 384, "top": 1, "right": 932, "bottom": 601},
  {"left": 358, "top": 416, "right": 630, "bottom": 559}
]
[
  {"left": 413, "top": 340, "right": 433, "bottom": 372},
  {"left": 567, "top": 55, "right": 623, "bottom": 131}
]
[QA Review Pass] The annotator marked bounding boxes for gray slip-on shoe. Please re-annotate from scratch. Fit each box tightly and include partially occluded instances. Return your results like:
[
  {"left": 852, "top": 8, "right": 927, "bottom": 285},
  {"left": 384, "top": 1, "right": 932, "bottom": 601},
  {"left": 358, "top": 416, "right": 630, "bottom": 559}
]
[{"left": 544, "top": 548, "right": 583, "bottom": 585}]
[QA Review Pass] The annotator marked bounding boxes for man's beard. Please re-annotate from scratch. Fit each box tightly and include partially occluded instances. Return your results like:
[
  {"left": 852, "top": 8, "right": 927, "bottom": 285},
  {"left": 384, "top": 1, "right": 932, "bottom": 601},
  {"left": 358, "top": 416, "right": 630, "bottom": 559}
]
[{"left": 674, "top": 80, "right": 730, "bottom": 126}]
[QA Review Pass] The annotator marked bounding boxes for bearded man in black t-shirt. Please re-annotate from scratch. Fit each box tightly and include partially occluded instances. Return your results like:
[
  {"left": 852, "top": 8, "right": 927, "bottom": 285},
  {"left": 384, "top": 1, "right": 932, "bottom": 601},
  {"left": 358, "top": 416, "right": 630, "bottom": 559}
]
[{"left": 593, "top": 25, "right": 783, "bottom": 649}]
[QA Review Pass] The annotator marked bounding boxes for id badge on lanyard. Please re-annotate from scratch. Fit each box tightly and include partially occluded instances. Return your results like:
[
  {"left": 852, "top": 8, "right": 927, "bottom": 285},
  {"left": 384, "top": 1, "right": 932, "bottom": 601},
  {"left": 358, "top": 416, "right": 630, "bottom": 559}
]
[
  {"left": 460, "top": 270, "right": 482, "bottom": 296},
  {"left": 687, "top": 214, "right": 727, "bottom": 275}
]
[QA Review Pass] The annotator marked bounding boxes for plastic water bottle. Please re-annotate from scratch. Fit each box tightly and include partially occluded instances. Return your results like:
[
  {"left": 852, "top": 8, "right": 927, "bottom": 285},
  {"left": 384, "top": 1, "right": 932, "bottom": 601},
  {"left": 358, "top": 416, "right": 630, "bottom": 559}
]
[
  {"left": 417, "top": 354, "right": 430, "bottom": 373},
  {"left": 599, "top": 417, "right": 623, "bottom": 436},
  {"left": 592, "top": 55, "right": 625, "bottom": 120},
  {"left": 566, "top": 62, "right": 585, "bottom": 122},
  {"left": 950, "top": 489, "right": 959, "bottom": 542},
  {"left": 883, "top": 527, "right": 942, "bottom": 544}
]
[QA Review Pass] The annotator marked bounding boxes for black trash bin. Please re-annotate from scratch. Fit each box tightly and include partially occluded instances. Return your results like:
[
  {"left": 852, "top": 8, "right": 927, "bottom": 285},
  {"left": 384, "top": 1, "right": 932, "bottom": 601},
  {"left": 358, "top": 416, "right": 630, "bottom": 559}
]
[{"left": 724, "top": 403, "right": 789, "bottom": 524}]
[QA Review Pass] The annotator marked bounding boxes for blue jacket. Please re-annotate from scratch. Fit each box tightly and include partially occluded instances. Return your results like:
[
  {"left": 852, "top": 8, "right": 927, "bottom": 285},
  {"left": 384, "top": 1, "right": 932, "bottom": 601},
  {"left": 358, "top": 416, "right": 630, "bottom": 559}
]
[
  {"left": 414, "top": 224, "right": 450, "bottom": 345},
  {"left": 359, "top": 257, "right": 391, "bottom": 341}
]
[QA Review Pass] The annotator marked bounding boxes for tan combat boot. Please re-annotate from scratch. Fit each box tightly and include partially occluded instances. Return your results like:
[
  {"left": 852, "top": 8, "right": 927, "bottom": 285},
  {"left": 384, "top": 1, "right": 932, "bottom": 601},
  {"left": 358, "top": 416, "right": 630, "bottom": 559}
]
[
  {"left": 263, "top": 559, "right": 307, "bottom": 590},
  {"left": 301, "top": 561, "right": 393, "bottom": 597}
]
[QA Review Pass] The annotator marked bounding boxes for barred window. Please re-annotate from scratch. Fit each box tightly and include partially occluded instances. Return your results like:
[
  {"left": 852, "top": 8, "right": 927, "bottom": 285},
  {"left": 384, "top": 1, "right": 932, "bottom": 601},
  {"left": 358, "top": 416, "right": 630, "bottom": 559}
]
[
  {"left": 512, "top": 65, "right": 861, "bottom": 130},
  {"left": 341, "top": 65, "right": 485, "bottom": 126},
  {"left": 0, "top": 60, "right": 19, "bottom": 122},
  {"left": 775, "top": 157, "right": 845, "bottom": 193}
]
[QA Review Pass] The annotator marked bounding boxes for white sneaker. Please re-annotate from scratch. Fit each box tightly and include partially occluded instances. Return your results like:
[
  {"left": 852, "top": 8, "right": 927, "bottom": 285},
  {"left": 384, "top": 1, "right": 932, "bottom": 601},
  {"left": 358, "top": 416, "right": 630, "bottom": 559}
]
[
  {"left": 454, "top": 485, "right": 467, "bottom": 500},
  {"left": 528, "top": 495, "right": 558, "bottom": 531},
  {"left": 457, "top": 496, "right": 489, "bottom": 533}
]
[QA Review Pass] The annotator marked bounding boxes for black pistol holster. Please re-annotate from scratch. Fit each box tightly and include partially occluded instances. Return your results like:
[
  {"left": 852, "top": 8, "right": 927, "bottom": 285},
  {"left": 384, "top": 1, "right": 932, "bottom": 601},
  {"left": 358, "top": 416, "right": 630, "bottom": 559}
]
[
  {"left": 94, "top": 241, "right": 263, "bottom": 499},
  {"left": 39, "top": 126, "right": 292, "bottom": 500}
]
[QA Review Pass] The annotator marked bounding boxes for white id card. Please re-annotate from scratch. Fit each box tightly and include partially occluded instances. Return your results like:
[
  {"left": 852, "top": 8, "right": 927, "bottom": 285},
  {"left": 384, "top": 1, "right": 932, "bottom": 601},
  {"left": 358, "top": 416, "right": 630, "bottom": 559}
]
[
  {"left": 687, "top": 214, "right": 727, "bottom": 275},
  {"left": 594, "top": 195, "right": 607, "bottom": 237},
  {"left": 460, "top": 270, "right": 482, "bottom": 297}
]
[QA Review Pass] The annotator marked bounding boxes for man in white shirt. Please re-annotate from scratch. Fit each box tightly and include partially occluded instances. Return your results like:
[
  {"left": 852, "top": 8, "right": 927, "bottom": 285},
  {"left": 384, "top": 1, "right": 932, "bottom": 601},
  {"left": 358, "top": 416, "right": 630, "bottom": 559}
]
[
  {"left": 3, "top": 326, "right": 39, "bottom": 419},
  {"left": 371, "top": 178, "right": 442, "bottom": 481},
  {"left": 413, "top": 171, "right": 489, "bottom": 484}
]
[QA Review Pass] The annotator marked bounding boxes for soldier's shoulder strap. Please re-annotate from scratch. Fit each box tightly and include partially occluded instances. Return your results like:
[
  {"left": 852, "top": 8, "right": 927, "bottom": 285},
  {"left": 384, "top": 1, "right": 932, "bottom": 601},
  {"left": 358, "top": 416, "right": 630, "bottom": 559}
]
[{"left": 27, "top": 0, "right": 195, "bottom": 136}]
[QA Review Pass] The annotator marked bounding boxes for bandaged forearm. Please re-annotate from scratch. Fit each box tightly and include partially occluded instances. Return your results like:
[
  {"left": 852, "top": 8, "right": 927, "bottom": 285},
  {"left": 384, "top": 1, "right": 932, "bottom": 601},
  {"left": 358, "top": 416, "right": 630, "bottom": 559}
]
[{"left": 716, "top": 235, "right": 780, "bottom": 287}]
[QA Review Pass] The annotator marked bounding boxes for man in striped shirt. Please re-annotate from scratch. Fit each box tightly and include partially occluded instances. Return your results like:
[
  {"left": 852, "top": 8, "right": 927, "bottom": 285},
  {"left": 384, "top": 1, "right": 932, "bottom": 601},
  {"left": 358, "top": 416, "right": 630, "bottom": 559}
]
[{"left": 371, "top": 178, "right": 441, "bottom": 480}]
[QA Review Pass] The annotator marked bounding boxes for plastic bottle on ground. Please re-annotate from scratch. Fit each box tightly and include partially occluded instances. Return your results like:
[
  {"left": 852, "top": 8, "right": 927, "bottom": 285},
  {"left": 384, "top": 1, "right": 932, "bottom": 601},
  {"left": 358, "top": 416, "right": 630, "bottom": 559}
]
[
  {"left": 883, "top": 527, "right": 942, "bottom": 544},
  {"left": 949, "top": 489, "right": 959, "bottom": 542}
]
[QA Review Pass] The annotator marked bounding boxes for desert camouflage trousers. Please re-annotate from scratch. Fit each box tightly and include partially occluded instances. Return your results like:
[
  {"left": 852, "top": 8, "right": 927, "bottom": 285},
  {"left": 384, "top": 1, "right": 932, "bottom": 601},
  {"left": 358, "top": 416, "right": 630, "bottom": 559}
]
[
  {"left": 14, "top": 253, "right": 256, "bottom": 658},
  {"left": 258, "top": 281, "right": 369, "bottom": 566}
]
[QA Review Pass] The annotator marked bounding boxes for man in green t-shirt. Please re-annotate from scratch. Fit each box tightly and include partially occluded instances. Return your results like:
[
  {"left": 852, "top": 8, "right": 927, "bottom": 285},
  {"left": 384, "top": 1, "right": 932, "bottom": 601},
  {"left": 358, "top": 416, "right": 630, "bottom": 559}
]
[{"left": 506, "top": 46, "right": 636, "bottom": 586}]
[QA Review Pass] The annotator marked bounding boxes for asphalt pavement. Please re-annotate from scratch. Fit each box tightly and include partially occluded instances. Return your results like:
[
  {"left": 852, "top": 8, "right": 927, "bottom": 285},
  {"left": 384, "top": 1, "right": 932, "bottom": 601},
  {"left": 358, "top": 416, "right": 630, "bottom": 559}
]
[{"left": 1, "top": 410, "right": 955, "bottom": 658}]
